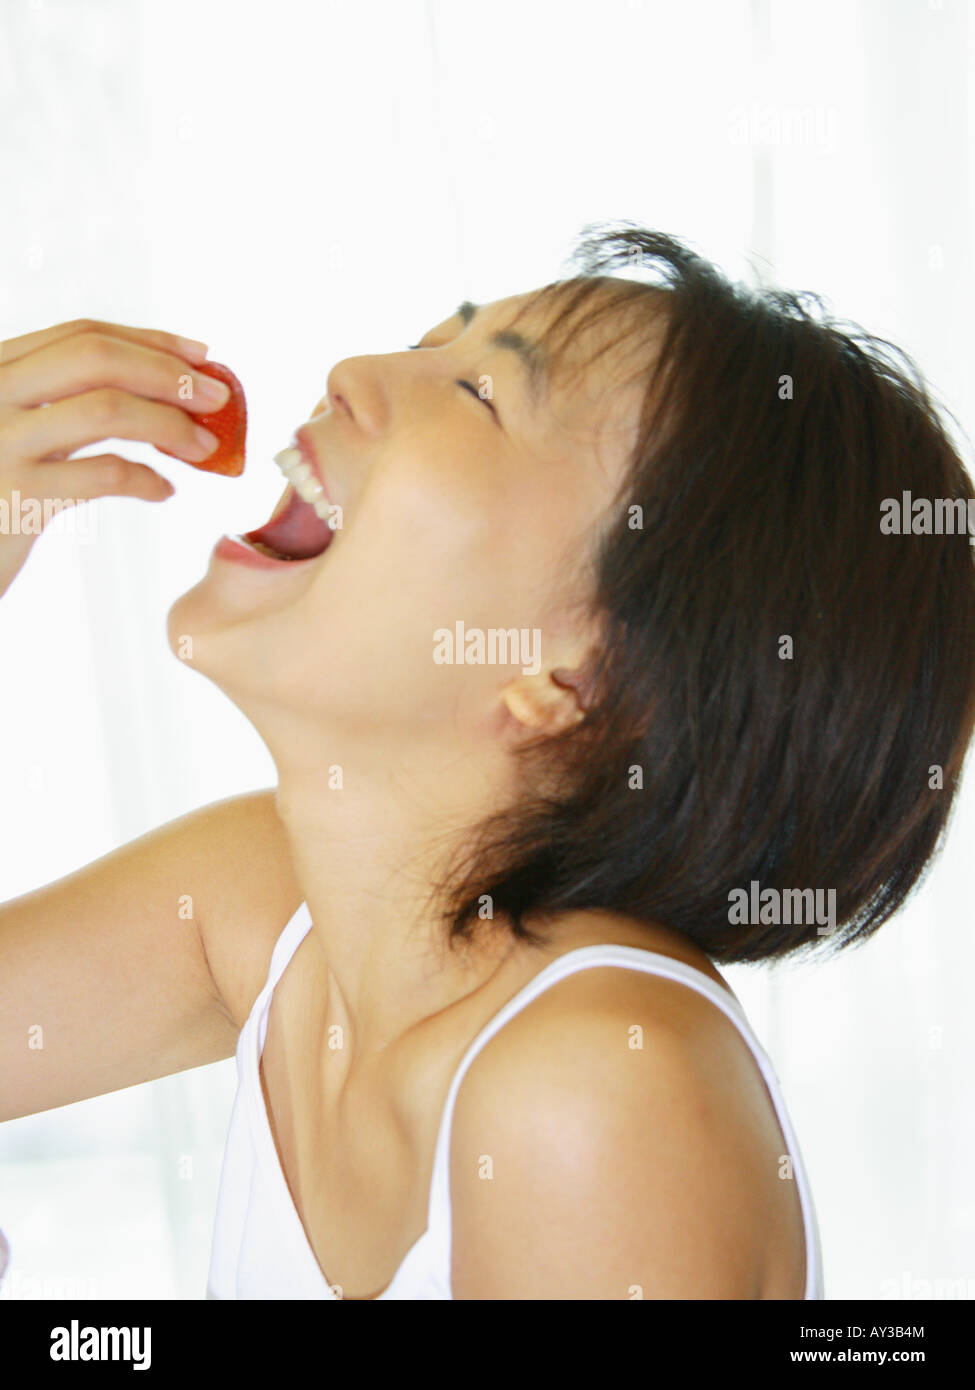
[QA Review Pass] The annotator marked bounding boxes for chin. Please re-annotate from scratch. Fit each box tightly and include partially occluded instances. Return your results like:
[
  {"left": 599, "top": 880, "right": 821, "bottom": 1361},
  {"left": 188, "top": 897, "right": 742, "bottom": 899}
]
[
  {"left": 165, "top": 567, "right": 253, "bottom": 667},
  {"left": 165, "top": 566, "right": 314, "bottom": 717},
  {"left": 166, "top": 578, "right": 219, "bottom": 670},
  {"left": 168, "top": 543, "right": 309, "bottom": 649}
]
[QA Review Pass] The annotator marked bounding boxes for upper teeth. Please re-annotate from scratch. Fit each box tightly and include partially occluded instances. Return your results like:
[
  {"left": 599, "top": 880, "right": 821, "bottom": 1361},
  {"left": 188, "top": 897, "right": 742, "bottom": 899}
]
[{"left": 274, "top": 446, "right": 333, "bottom": 524}]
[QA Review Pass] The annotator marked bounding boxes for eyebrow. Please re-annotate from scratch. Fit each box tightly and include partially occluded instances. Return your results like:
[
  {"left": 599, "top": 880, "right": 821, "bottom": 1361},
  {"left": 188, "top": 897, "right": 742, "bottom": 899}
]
[{"left": 454, "top": 300, "right": 549, "bottom": 408}]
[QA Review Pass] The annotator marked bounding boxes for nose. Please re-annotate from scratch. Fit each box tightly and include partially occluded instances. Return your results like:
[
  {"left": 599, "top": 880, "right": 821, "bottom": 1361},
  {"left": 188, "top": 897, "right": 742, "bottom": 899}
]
[{"left": 312, "top": 358, "right": 388, "bottom": 435}]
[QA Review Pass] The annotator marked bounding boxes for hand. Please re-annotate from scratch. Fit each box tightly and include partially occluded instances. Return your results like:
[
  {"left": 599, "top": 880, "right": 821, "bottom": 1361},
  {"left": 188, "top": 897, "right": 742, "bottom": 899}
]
[{"left": 0, "top": 318, "right": 228, "bottom": 598}]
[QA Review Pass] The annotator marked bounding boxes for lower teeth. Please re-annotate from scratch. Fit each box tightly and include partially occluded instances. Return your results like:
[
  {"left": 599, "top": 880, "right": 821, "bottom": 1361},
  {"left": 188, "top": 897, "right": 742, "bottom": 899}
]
[{"left": 248, "top": 539, "right": 293, "bottom": 561}]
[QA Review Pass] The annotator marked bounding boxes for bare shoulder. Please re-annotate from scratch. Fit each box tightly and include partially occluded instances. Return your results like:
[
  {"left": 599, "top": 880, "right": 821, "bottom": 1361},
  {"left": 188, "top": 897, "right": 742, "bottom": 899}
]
[
  {"left": 448, "top": 963, "right": 790, "bottom": 1300},
  {"left": 188, "top": 788, "right": 304, "bottom": 1030}
]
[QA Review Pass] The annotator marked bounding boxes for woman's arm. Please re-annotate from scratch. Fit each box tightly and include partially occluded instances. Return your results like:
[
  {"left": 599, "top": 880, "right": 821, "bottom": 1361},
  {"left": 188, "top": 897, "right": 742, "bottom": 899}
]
[
  {"left": 0, "top": 320, "right": 304, "bottom": 1123},
  {"left": 0, "top": 788, "right": 303, "bottom": 1124}
]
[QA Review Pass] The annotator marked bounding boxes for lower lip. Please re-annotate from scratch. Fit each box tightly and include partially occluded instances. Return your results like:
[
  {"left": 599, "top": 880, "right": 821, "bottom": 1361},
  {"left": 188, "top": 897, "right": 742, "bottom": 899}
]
[{"left": 213, "top": 534, "right": 321, "bottom": 571}]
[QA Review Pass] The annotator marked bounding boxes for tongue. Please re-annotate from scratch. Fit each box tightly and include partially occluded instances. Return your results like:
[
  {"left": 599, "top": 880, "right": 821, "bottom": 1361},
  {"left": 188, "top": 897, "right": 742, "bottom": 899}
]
[{"left": 243, "top": 488, "right": 334, "bottom": 560}]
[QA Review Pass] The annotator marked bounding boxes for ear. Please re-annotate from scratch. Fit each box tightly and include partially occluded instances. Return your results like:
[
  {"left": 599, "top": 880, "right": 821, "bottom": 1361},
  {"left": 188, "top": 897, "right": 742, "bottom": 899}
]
[{"left": 500, "top": 667, "right": 588, "bottom": 735}]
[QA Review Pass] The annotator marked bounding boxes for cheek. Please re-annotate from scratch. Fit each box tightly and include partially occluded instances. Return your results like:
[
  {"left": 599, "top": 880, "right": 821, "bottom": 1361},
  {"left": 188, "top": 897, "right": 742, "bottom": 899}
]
[
  {"left": 330, "top": 443, "right": 497, "bottom": 600},
  {"left": 266, "top": 500, "right": 541, "bottom": 703},
  {"left": 363, "top": 460, "right": 584, "bottom": 633}
]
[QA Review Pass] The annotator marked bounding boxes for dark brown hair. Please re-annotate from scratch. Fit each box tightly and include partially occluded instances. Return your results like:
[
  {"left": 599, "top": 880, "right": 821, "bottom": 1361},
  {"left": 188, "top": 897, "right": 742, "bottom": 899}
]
[{"left": 436, "top": 222, "right": 975, "bottom": 966}]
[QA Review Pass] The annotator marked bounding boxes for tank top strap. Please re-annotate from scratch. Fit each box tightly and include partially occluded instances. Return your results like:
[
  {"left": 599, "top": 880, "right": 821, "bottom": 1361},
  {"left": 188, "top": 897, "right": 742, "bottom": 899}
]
[
  {"left": 421, "top": 943, "right": 822, "bottom": 1297},
  {"left": 424, "top": 944, "right": 747, "bottom": 1235},
  {"left": 250, "top": 901, "right": 315, "bottom": 1053}
]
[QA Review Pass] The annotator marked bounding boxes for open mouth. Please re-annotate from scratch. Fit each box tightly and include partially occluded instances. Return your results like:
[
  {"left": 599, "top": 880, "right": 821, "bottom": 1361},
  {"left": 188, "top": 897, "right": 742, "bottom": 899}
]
[{"left": 238, "top": 446, "right": 337, "bottom": 562}]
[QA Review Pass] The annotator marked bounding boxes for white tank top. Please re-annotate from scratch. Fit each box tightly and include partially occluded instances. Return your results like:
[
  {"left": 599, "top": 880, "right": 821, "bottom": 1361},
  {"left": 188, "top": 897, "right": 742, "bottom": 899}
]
[{"left": 206, "top": 902, "right": 824, "bottom": 1299}]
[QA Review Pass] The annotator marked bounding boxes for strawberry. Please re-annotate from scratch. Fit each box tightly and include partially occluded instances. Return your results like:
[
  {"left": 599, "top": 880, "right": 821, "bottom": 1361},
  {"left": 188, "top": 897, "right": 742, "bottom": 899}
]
[{"left": 162, "top": 360, "right": 247, "bottom": 476}]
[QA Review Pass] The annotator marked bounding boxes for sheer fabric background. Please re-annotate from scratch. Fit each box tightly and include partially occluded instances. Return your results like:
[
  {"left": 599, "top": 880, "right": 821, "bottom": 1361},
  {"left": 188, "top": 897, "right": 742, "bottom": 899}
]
[{"left": 0, "top": 0, "right": 972, "bottom": 1300}]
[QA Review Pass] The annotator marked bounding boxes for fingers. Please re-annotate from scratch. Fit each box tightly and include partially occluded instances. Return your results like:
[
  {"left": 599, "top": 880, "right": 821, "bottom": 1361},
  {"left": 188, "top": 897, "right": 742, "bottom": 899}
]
[
  {"left": 0, "top": 330, "right": 229, "bottom": 414},
  {"left": 6, "top": 389, "right": 220, "bottom": 463},
  {"left": 0, "top": 318, "right": 209, "bottom": 370},
  {"left": 0, "top": 320, "right": 218, "bottom": 594},
  {"left": 32, "top": 455, "right": 175, "bottom": 506}
]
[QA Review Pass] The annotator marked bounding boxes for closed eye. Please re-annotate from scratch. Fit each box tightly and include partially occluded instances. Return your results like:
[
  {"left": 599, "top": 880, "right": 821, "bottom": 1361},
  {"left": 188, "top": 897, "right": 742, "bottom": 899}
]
[
  {"left": 407, "top": 343, "right": 500, "bottom": 425},
  {"left": 456, "top": 377, "right": 498, "bottom": 418}
]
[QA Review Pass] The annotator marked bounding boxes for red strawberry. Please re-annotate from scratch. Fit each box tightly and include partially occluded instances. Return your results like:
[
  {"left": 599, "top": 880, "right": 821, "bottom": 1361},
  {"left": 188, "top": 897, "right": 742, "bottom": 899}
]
[{"left": 162, "top": 360, "right": 247, "bottom": 476}]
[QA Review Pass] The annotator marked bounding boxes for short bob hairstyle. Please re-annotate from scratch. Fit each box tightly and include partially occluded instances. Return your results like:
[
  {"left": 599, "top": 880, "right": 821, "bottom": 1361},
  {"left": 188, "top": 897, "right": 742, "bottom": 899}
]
[{"left": 436, "top": 222, "right": 975, "bottom": 966}]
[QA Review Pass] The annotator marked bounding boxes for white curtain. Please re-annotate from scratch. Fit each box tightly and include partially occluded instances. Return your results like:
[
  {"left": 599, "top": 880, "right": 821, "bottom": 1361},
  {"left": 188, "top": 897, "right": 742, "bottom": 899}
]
[{"left": 1, "top": 0, "right": 972, "bottom": 1300}]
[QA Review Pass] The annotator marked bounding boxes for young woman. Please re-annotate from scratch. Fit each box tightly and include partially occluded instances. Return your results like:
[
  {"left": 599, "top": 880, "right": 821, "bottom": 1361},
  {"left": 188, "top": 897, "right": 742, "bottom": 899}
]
[{"left": 2, "top": 226, "right": 974, "bottom": 1301}]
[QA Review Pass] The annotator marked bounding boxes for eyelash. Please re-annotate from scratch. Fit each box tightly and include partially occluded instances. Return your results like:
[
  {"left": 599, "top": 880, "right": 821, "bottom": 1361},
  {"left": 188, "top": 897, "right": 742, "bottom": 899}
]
[{"left": 407, "top": 344, "right": 497, "bottom": 418}]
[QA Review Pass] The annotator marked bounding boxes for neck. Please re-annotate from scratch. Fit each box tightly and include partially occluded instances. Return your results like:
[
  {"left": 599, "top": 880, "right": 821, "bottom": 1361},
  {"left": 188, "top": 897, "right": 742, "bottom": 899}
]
[{"left": 270, "top": 727, "right": 522, "bottom": 1059}]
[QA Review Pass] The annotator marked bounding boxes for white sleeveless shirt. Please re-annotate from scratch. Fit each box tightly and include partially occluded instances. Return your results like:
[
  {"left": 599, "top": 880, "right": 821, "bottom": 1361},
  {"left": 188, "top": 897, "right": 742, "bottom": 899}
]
[{"left": 206, "top": 901, "right": 824, "bottom": 1299}]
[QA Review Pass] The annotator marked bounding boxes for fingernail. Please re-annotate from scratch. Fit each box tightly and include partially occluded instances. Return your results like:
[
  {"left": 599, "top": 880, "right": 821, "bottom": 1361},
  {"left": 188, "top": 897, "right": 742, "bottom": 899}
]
[
  {"left": 196, "top": 374, "right": 231, "bottom": 408},
  {"left": 178, "top": 337, "right": 209, "bottom": 361},
  {"left": 194, "top": 425, "right": 218, "bottom": 455}
]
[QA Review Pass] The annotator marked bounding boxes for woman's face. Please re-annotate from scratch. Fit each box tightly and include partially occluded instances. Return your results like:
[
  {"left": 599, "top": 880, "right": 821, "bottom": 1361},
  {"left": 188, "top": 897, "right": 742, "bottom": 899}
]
[{"left": 168, "top": 287, "right": 646, "bottom": 749}]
